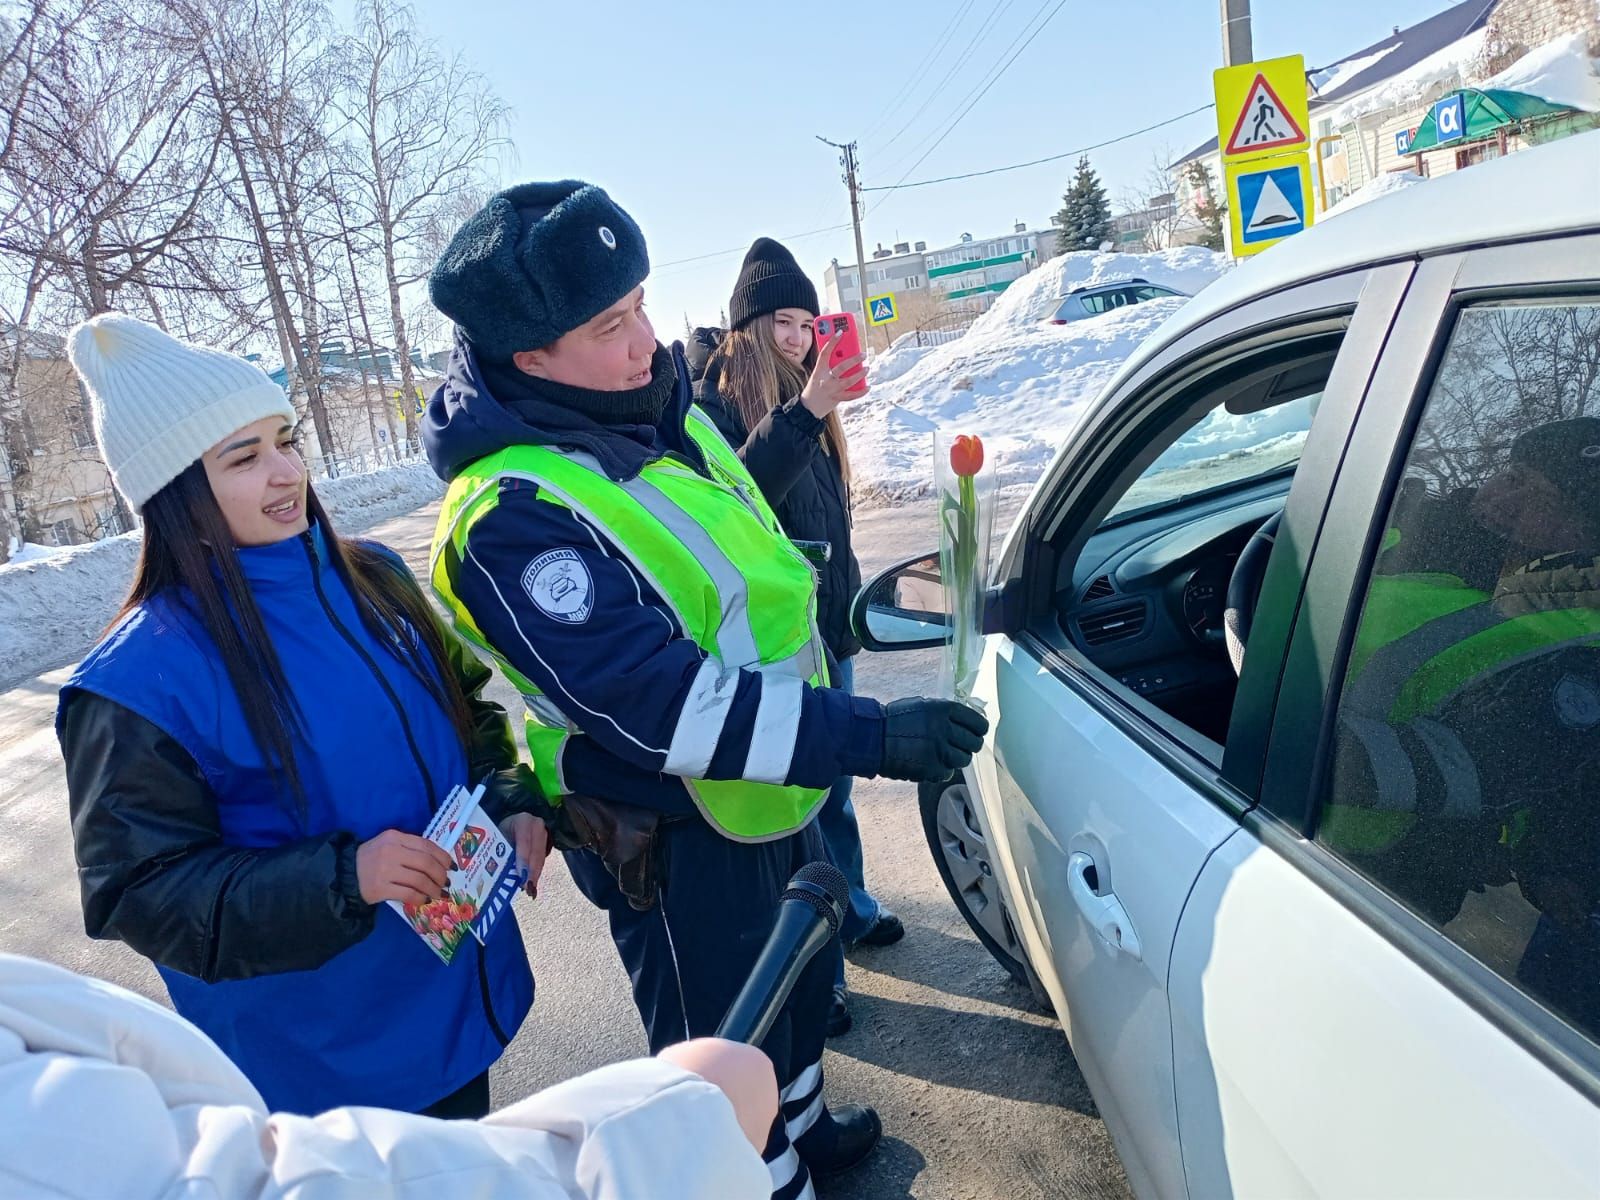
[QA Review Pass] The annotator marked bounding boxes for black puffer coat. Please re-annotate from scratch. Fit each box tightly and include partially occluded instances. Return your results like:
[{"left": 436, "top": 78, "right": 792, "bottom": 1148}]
[{"left": 696, "top": 359, "right": 862, "bottom": 660}]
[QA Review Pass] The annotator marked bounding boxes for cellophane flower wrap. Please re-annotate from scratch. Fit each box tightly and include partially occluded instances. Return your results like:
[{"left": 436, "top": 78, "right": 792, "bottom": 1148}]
[{"left": 936, "top": 432, "right": 995, "bottom": 702}]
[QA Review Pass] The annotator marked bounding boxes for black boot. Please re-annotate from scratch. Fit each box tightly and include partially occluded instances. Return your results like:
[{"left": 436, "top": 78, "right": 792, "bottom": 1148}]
[
  {"left": 826, "top": 986, "right": 852, "bottom": 1038},
  {"left": 794, "top": 1103, "right": 882, "bottom": 1176}
]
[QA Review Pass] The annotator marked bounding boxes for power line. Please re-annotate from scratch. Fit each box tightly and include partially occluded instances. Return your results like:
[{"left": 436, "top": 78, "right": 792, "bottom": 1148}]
[
  {"left": 872, "top": 0, "right": 1010, "bottom": 167},
  {"left": 870, "top": 0, "right": 1070, "bottom": 212},
  {"left": 862, "top": 102, "right": 1217, "bottom": 193},
  {"left": 857, "top": 0, "right": 979, "bottom": 149},
  {"left": 651, "top": 221, "right": 853, "bottom": 273}
]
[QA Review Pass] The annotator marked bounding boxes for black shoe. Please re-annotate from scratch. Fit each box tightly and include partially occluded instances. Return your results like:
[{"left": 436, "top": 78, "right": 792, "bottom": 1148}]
[
  {"left": 850, "top": 909, "right": 905, "bottom": 949},
  {"left": 795, "top": 1103, "right": 882, "bottom": 1176},
  {"left": 826, "top": 986, "right": 852, "bottom": 1038}
]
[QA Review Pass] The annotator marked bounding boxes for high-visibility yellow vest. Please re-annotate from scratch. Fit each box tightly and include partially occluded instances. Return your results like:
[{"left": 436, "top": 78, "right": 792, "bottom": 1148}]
[{"left": 430, "top": 407, "right": 831, "bottom": 842}]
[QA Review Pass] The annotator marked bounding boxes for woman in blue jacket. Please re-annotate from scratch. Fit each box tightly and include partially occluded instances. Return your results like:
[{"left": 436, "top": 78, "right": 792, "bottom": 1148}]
[{"left": 56, "top": 314, "right": 542, "bottom": 1118}]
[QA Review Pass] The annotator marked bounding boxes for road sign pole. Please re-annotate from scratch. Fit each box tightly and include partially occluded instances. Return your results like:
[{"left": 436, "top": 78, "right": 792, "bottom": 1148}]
[{"left": 1220, "top": 0, "right": 1252, "bottom": 67}]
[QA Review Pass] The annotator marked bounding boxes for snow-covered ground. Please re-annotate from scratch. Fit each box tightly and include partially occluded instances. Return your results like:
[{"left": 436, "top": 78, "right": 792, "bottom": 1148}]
[
  {"left": 0, "top": 458, "right": 445, "bottom": 686},
  {"left": 845, "top": 247, "right": 1234, "bottom": 505}
]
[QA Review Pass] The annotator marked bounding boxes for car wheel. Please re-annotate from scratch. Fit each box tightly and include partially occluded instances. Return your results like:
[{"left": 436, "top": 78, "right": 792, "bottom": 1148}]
[{"left": 920, "top": 776, "right": 1052, "bottom": 1010}]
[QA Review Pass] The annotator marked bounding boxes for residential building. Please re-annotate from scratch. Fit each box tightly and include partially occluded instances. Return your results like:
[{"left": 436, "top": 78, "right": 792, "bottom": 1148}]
[
  {"left": 924, "top": 224, "right": 1058, "bottom": 313},
  {"left": 822, "top": 241, "right": 929, "bottom": 317},
  {"left": 269, "top": 341, "right": 442, "bottom": 475},
  {"left": 0, "top": 323, "right": 125, "bottom": 548}
]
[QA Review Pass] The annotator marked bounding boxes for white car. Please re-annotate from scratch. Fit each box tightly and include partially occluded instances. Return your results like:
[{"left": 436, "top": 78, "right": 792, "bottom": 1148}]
[{"left": 854, "top": 131, "right": 1600, "bottom": 1197}]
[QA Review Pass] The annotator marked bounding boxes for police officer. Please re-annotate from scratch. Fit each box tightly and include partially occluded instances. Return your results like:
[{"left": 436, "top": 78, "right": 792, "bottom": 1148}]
[
  {"left": 421, "top": 181, "right": 988, "bottom": 1200},
  {"left": 1327, "top": 418, "right": 1600, "bottom": 1031}
]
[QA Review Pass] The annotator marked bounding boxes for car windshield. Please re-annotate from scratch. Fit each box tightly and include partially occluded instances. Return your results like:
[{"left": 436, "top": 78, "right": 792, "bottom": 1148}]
[{"left": 1106, "top": 392, "right": 1321, "bottom": 521}]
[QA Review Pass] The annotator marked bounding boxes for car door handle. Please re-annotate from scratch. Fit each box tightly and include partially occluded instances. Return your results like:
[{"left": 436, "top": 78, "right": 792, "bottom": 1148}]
[{"left": 1068, "top": 852, "right": 1143, "bottom": 961}]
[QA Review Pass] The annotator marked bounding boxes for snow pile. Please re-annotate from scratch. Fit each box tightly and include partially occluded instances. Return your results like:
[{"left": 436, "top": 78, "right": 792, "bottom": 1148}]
[
  {"left": 316, "top": 458, "right": 445, "bottom": 528},
  {"left": 1325, "top": 170, "right": 1429, "bottom": 217},
  {"left": 0, "top": 457, "right": 447, "bottom": 686},
  {"left": 1480, "top": 33, "right": 1600, "bottom": 112},
  {"left": 1329, "top": 28, "right": 1488, "bottom": 125},
  {"left": 869, "top": 336, "right": 940, "bottom": 386},
  {"left": 844, "top": 248, "right": 1234, "bottom": 504}
]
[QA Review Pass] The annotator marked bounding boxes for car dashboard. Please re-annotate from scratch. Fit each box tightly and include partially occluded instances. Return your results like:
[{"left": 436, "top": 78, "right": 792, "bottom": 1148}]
[{"left": 1046, "top": 478, "right": 1290, "bottom": 740}]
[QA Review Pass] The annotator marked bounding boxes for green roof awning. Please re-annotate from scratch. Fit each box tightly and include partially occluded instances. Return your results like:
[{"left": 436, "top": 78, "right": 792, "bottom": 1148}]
[{"left": 1405, "top": 88, "right": 1574, "bottom": 153}]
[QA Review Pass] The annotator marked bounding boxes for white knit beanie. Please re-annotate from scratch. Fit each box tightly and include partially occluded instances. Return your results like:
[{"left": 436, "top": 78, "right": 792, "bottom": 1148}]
[{"left": 67, "top": 313, "right": 296, "bottom": 511}]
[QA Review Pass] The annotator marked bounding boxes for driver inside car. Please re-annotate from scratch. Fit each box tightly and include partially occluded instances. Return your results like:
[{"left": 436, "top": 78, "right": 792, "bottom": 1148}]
[{"left": 1324, "top": 416, "right": 1600, "bottom": 1036}]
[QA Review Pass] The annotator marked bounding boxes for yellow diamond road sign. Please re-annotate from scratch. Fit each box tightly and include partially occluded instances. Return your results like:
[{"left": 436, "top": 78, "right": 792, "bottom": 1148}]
[
  {"left": 1226, "top": 150, "right": 1315, "bottom": 257},
  {"left": 866, "top": 293, "right": 899, "bottom": 326},
  {"left": 1214, "top": 55, "right": 1309, "bottom": 161}
]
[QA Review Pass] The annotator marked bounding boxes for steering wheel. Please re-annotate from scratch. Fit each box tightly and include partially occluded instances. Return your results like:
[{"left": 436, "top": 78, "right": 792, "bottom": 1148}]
[{"left": 1224, "top": 510, "right": 1284, "bottom": 677}]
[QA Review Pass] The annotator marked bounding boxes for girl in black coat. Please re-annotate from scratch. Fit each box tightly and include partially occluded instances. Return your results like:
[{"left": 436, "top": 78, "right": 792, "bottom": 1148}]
[{"left": 696, "top": 238, "right": 904, "bottom": 1035}]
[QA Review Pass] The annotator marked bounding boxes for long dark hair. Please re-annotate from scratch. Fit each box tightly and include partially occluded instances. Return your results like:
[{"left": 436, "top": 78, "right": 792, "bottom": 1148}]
[
  {"left": 710, "top": 316, "right": 852, "bottom": 486},
  {"left": 115, "top": 462, "right": 476, "bottom": 816}
]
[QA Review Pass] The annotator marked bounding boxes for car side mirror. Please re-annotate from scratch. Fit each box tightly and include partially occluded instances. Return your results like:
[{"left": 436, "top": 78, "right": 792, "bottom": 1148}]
[{"left": 850, "top": 552, "right": 952, "bottom": 652}]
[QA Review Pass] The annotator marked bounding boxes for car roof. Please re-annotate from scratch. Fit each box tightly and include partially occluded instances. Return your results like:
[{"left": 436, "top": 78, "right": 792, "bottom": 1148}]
[
  {"left": 1069, "top": 278, "right": 1153, "bottom": 295},
  {"left": 1102, "top": 129, "right": 1600, "bottom": 397}
]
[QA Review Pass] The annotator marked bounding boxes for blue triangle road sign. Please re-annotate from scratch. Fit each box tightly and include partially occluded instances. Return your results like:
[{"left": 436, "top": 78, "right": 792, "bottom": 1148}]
[{"left": 1237, "top": 162, "right": 1307, "bottom": 246}]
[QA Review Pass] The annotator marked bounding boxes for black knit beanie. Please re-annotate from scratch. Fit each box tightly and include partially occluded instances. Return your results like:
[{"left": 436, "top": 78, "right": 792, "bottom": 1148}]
[{"left": 728, "top": 238, "right": 819, "bottom": 330}]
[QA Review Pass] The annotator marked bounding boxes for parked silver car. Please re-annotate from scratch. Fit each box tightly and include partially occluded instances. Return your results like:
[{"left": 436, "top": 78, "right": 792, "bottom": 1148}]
[{"left": 1048, "top": 279, "right": 1187, "bottom": 324}]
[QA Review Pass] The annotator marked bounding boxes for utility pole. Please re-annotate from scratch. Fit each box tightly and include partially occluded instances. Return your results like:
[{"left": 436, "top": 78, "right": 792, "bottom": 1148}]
[
  {"left": 817, "top": 135, "right": 876, "bottom": 350},
  {"left": 1220, "top": 0, "right": 1253, "bottom": 66}
]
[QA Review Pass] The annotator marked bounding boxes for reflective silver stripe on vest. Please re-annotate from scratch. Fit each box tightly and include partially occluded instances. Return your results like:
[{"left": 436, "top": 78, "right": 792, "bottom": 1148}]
[
  {"left": 745, "top": 673, "right": 804, "bottom": 786},
  {"left": 665, "top": 658, "right": 740, "bottom": 777},
  {"left": 524, "top": 693, "right": 573, "bottom": 731},
  {"left": 626, "top": 472, "right": 761, "bottom": 666}
]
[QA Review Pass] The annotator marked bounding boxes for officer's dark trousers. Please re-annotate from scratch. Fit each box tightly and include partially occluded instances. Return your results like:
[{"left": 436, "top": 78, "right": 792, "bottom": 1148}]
[{"left": 565, "top": 817, "right": 835, "bottom": 1200}]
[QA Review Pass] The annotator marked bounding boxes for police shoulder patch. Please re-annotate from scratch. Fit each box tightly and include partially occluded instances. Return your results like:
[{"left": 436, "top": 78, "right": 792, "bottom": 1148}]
[{"left": 521, "top": 548, "right": 593, "bottom": 625}]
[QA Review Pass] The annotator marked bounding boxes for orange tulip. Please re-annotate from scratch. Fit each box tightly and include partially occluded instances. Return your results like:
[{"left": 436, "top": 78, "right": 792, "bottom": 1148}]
[{"left": 950, "top": 434, "right": 984, "bottom": 477}]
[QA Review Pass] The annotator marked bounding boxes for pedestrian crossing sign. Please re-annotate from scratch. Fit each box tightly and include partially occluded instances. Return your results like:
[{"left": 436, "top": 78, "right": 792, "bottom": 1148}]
[
  {"left": 1226, "top": 151, "right": 1314, "bottom": 257},
  {"left": 866, "top": 293, "right": 899, "bottom": 326},
  {"left": 1214, "top": 55, "right": 1309, "bottom": 161}
]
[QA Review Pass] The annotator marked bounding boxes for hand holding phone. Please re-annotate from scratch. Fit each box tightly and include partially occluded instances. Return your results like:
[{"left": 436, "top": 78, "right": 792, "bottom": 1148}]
[{"left": 802, "top": 312, "right": 869, "bottom": 418}]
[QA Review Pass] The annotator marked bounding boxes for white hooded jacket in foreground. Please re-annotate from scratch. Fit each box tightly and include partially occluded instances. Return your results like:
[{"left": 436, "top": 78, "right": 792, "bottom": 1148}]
[{"left": 0, "top": 954, "right": 770, "bottom": 1199}]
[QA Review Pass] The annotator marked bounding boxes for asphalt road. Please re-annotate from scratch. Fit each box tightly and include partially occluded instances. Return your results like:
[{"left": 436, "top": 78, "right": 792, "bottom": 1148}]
[{"left": 0, "top": 497, "right": 1130, "bottom": 1200}]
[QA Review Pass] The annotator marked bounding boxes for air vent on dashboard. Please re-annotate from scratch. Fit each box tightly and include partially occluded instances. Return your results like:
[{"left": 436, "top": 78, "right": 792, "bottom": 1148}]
[
  {"left": 1079, "top": 600, "right": 1147, "bottom": 647},
  {"left": 1083, "top": 574, "right": 1115, "bottom": 602}
]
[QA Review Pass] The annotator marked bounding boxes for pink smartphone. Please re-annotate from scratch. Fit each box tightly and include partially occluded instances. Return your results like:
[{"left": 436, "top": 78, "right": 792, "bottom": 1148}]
[{"left": 813, "top": 312, "right": 867, "bottom": 396}]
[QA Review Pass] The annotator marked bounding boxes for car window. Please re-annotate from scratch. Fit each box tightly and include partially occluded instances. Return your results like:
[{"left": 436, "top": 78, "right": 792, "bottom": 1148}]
[
  {"left": 1107, "top": 391, "right": 1320, "bottom": 521},
  {"left": 1132, "top": 285, "right": 1179, "bottom": 302},
  {"left": 1318, "top": 299, "right": 1600, "bottom": 1046},
  {"left": 1080, "top": 291, "right": 1109, "bottom": 315}
]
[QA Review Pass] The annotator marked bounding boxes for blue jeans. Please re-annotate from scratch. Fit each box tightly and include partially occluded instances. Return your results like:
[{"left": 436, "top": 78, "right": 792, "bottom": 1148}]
[{"left": 819, "top": 657, "right": 882, "bottom": 988}]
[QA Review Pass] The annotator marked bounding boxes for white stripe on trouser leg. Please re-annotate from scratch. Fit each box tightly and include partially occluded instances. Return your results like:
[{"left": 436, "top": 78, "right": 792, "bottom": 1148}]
[
  {"left": 786, "top": 1090, "right": 826, "bottom": 1142},
  {"left": 745, "top": 673, "right": 803, "bottom": 785},
  {"left": 766, "top": 1145, "right": 815, "bottom": 1200},
  {"left": 781, "top": 1059, "right": 822, "bottom": 1105},
  {"left": 664, "top": 657, "right": 738, "bottom": 776}
]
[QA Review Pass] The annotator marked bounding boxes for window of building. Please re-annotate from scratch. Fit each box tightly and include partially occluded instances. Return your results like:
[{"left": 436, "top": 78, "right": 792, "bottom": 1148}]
[
  {"left": 1318, "top": 299, "right": 1600, "bottom": 1047},
  {"left": 1455, "top": 141, "right": 1503, "bottom": 170},
  {"left": 51, "top": 518, "right": 77, "bottom": 546}
]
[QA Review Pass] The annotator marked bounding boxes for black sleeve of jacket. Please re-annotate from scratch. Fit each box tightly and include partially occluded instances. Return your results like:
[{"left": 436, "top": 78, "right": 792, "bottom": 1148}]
[
  {"left": 61, "top": 693, "right": 377, "bottom": 983},
  {"left": 701, "top": 394, "right": 824, "bottom": 507}
]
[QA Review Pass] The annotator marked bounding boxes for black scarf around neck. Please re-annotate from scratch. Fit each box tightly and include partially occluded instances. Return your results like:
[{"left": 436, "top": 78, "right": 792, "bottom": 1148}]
[{"left": 480, "top": 344, "right": 676, "bottom": 429}]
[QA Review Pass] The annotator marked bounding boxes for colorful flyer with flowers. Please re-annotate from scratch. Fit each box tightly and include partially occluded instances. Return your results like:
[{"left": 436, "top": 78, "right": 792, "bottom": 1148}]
[{"left": 388, "top": 782, "right": 527, "bottom": 964}]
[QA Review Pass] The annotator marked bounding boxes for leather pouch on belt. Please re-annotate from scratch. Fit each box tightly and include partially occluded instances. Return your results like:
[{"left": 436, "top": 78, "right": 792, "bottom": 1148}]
[{"left": 553, "top": 793, "right": 670, "bottom": 911}]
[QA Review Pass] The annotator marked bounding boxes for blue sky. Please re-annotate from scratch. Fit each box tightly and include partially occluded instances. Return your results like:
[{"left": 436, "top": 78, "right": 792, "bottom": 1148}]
[{"left": 406, "top": 0, "right": 1453, "bottom": 340}]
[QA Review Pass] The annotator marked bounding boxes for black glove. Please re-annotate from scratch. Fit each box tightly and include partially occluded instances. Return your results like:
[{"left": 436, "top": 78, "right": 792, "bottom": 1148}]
[{"left": 879, "top": 698, "right": 990, "bottom": 782}]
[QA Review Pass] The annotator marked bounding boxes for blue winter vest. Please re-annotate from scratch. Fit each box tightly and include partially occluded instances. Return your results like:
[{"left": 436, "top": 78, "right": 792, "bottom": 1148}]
[{"left": 60, "top": 524, "right": 532, "bottom": 1115}]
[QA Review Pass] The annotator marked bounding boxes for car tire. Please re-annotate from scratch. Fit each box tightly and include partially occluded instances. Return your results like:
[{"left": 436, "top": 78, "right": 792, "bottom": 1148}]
[{"left": 919, "top": 775, "right": 1053, "bottom": 1013}]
